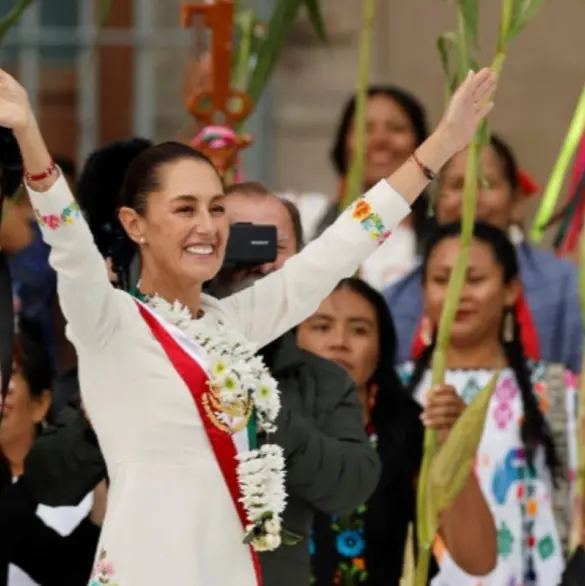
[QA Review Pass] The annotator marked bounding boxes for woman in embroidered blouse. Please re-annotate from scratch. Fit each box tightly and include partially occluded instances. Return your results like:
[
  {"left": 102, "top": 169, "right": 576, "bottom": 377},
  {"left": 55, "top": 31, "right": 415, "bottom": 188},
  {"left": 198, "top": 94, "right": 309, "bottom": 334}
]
[
  {"left": 296, "top": 278, "right": 496, "bottom": 585},
  {"left": 399, "top": 221, "right": 577, "bottom": 585},
  {"left": 0, "top": 67, "right": 496, "bottom": 586}
]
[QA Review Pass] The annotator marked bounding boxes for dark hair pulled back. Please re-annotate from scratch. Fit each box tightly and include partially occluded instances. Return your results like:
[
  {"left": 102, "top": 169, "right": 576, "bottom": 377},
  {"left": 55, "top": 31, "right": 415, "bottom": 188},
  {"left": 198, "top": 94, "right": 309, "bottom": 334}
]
[
  {"left": 440, "top": 133, "right": 519, "bottom": 195},
  {"left": 330, "top": 86, "right": 431, "bottom": 250},
  {"left": 118, "top": 141, "right": 220, "bottom": 214},
  {"left": 406, "top": 221, "right": 559, "bottom": 478}
]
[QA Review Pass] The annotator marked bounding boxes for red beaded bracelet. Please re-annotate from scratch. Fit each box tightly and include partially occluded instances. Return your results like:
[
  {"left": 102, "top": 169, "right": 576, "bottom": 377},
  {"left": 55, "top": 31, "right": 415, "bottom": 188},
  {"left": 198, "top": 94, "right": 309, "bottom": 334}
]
[
  {"left": 24, "top": 160, "right": 57, "bottom": 183},
  {"left": 410, "top": 152, "right": 437, "bottom": 181}
]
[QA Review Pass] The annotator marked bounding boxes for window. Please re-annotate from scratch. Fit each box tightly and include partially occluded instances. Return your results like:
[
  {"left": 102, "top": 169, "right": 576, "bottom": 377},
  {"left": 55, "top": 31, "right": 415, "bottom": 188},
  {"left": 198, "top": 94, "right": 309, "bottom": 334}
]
[{"left": 0, "top": 0, "right": 274, "bottom": 182}]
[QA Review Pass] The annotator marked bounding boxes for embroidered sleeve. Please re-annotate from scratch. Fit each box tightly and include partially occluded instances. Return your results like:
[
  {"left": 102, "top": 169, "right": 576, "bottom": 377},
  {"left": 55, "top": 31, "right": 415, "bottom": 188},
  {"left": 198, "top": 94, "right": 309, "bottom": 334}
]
[
  {"left": 563, "top": 369, "right": 578, "bottom": 507},
  {"left": 25, "top": 173, "right": 121, "bottom": 348},
  {"left": 221, "top": 180, "right": 410, "bottom": 347}
]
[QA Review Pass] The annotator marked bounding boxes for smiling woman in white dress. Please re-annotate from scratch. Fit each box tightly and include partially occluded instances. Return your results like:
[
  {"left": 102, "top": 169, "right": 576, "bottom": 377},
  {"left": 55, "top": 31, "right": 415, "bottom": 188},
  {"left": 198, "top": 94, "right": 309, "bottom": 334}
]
[{"left": 0, "top": 67, "right": 496, "bottom": 586}]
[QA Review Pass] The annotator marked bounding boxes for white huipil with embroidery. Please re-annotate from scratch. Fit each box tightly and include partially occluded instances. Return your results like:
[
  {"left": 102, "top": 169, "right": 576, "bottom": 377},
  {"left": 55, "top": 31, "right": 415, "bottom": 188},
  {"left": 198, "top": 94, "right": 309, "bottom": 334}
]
[
  {"left": 28, "top": 172, "right": 409, "bottom": 586},
  {"left": 398, "top": 363, "right": 577, "bottom": 586}
]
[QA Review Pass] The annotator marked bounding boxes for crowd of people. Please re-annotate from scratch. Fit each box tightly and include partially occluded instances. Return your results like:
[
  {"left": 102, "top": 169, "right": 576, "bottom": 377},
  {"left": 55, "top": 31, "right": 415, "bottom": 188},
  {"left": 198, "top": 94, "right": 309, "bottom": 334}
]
[{"left": 0, "top": 62, "right": 583, "bottom": 586}]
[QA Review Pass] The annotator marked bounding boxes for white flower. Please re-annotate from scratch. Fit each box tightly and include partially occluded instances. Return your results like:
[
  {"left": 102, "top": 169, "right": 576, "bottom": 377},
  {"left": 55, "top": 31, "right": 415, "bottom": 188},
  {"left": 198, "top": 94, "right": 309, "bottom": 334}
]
[
  {"left": 264, "top": 518, "right": 281, "bottom": 535},
  {"left": 144, "top": 294, "right": 286, "bottom": 550},
  {"left": 262, "top": 533, "right": 282, "bottom": 550}
]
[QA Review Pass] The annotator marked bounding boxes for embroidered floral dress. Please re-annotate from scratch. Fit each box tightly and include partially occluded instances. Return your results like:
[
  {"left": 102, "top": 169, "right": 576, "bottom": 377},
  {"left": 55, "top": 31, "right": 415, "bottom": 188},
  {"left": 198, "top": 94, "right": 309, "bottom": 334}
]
[
  {"left": 26, "top": 173, "right": 409, "bottom": 586},
  {"left": 398, "top": 361, "right": 578, "bottom": 586},
  {"left": 309, "top": 432, "right": 376, "bottom": 586}
]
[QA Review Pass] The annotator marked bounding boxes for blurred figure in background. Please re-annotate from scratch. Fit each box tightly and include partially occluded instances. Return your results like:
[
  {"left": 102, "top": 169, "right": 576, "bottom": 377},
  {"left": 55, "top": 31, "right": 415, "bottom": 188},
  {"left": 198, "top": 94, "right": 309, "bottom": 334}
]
[
  {"left": 385, "top": 135, "right": 582, "bottom": 374},
  {"left": 0, "top": 318, "right": 102, "bottom": 586},
  {"left": 8, "top": 155, "right": 76, "bottom": 365},
  {"left": 317, "top": 86, "right": 432, "bottom": 290}
]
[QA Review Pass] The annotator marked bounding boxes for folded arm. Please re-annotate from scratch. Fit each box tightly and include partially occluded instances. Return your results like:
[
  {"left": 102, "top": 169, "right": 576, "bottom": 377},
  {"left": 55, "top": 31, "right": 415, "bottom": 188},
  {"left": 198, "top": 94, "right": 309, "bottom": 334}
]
[
  {"left": 270, "top": 376, "right": 380, "bottom": 516},
  {"left": 17, "top": 121, "right": 122, "bottom": 349}
]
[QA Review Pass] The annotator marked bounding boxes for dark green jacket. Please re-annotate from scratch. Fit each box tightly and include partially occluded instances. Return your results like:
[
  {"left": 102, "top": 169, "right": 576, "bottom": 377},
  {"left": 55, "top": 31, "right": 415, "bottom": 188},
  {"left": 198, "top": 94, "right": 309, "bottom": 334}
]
[{"left": 258, "top": 332, "right": 381, "bottom": 586}]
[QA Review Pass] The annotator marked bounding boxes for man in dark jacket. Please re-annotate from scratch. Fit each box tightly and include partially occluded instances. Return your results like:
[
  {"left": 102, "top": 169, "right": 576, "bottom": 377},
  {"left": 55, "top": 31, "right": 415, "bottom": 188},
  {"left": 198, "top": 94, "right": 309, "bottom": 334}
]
[{"left": 208, "top": 181, "right": 380, "bottom": 586}]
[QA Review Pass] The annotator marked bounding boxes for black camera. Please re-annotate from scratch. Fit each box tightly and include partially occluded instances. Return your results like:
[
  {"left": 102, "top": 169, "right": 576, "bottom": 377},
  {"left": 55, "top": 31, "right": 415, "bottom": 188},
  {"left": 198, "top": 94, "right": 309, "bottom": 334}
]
[{"left": 223, "top": 222, "right": 277, "bottom": 268}]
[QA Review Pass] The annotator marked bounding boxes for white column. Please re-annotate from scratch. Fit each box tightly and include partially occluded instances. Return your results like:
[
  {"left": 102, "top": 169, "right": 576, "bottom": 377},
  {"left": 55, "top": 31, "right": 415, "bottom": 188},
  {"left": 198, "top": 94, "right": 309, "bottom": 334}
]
[
  {"left": 18, "top": 1, "right": 40, "bottom": 114},
  {"left": 76, "top": 0, "right": 98, "bottom": 165},
  {"left": 132, "top": 0, "right": 156, "bottom": 138}
]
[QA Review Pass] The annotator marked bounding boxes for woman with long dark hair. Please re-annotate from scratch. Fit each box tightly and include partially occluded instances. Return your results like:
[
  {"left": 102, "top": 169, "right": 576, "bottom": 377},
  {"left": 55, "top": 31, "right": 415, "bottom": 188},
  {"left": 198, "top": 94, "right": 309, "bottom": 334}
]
[
  {"left": 297, "top": 278, "right": 496, "bottom": 585},
  {"left": 386, "top": 134, "right": 582, "bottom": 375},
  {"left": 399, "top": 221, "right": 577, "bottom": 585},
  {"left": 317, "top": 86, "right": 434, "bottom": 289}
]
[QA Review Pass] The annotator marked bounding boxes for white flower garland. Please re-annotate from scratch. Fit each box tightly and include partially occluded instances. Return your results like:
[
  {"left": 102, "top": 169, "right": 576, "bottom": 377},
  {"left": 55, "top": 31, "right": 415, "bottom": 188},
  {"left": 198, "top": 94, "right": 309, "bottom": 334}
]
[{"left": 145, "top": 296, "right": 287, "bottom": 551}]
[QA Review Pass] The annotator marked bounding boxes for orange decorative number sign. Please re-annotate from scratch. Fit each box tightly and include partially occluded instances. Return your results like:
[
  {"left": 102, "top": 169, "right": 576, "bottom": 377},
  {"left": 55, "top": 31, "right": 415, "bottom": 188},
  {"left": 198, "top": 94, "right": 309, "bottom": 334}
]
[
  {"left": 182, "top": 0, "right": 251, "bottom": 127},
  {"left": 181, "top": 0, "right": 253, "bottom": 182}
]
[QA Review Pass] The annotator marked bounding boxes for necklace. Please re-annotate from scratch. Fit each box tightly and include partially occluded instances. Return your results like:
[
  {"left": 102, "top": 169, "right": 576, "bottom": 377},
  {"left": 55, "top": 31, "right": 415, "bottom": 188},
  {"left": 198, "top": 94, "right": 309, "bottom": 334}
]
[{"left": 133, "top": 290, "right": 288, "bottom": 551}]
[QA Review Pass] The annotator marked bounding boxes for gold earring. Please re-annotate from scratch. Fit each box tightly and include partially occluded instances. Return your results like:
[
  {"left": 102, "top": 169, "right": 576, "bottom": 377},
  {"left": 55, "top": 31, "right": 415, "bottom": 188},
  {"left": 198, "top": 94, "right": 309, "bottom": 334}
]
[
  {"left": 139, "top": 237, "right": 145, "bottom": 244},
  {"left": 503, "top": 310, "right": 514, "bottom": 343},
  {"left": 421, "top": 315, "right": 433, "bottom": 347}
]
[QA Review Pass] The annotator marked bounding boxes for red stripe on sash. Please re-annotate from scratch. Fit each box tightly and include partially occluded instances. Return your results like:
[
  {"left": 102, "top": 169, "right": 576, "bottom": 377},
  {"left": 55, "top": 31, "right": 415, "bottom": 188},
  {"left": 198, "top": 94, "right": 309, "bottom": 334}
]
[{"left": 136, "top": 301, "right": 262, "bottom": 586}]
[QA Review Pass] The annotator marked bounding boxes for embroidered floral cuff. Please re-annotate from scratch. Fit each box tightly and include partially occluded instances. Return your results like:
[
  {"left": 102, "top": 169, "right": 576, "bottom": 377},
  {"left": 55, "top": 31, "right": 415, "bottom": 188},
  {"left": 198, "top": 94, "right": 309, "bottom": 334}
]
[
  {"left": 348, "top": 179, "right": 410, "bottom": 246},
  {"left": 34, "top": 200, "right": 81, "bottom": 230},
  {"left": 25, "top": 173, "right": 82, "bottom": 232},
  {"left": 350, "top": 199, "right": 391, "bottom": 245}
]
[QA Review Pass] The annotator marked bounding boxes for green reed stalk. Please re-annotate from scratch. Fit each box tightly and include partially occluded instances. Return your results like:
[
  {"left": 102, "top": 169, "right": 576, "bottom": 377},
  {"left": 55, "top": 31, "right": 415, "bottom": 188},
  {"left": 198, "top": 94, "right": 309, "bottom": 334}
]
[
  {"left": 339, "top": 0, "right": 376, "bottom": 212},
  {"left": 415, "top": 2, "right": 547, "bottom": 583},
  {"left": 531, "top": 83, "right": 585, "bottom": 242}
]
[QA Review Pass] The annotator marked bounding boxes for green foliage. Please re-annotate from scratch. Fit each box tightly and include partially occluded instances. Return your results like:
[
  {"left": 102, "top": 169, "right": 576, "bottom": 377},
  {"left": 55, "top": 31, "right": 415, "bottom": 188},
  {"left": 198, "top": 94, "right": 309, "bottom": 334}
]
[
  {"left": 339, "top": 0, "right": 376, "bottom": 212},
  {"left": 415, "top": 2, "right": 547, "bottom": 584},
  {"left": 236, "top": 0, "right": 328, "bottom": 126},
  {"left": 0, "top": 0, "right": 35, "bottom": 46},
  {"left": 0, "top": 0, "right": 113, "bottom": 47},
  {"left": 427, "top": 372, "right": 499, "bottom": 520}
]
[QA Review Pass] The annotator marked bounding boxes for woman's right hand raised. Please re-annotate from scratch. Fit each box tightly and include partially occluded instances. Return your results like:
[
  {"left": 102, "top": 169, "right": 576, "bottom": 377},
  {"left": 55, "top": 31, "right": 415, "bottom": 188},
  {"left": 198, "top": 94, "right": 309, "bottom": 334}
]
[{"left": 0, "top": 69, "right": 34, "bottom": 133}]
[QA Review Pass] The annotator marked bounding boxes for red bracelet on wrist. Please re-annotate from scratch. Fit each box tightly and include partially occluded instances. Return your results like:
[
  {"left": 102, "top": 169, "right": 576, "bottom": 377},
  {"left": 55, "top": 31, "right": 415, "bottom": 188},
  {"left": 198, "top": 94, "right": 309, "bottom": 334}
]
[
  {"left": 24, "top": 160, "right": 57, "bottom": 183},
  {"left": 410, "top": 152, "right": 437, "bottom": 182}
]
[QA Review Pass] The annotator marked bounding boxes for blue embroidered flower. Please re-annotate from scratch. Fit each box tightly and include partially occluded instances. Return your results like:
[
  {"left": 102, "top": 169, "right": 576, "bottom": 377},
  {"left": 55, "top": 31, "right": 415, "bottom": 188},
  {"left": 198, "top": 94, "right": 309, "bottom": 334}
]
[
  {"left": 308, "top": 535, "right": 315, "bottom": 556},
  {"left": 336, "top": 530, "right": 365, "bottom": 558}
]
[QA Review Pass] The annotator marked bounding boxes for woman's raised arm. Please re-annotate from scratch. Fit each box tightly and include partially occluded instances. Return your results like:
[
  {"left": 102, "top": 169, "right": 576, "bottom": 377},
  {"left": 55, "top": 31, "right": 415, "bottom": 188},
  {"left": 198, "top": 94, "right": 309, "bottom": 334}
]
[
  {"left": 0, "top": 70, "right": 121, "bottom": 349},
  {"left": 222, "top": 69, "right": 497, "bottom": 348}
]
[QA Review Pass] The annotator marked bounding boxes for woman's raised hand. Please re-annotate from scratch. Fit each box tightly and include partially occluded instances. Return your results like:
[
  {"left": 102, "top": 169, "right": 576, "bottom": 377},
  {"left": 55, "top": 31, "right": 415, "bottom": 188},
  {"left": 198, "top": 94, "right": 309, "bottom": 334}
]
[
  {"left": 0, "top": 69, "right": 33, "bottom": 134},
  {"left": 436, "top": 68, "right": 497, "bottom": 154}
]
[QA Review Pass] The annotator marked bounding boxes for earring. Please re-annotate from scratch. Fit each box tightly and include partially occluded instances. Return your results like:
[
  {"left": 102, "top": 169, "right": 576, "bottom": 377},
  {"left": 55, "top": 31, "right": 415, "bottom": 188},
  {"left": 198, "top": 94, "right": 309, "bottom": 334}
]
[
  {"left": 503, "top": 309, "right": 515, "bottom": 343},
  {"left": 421, "top": 315, "right": 433, "bottom": 347},
  {"left": 139, "top": 237, "right": 146, "bottom": 244}
]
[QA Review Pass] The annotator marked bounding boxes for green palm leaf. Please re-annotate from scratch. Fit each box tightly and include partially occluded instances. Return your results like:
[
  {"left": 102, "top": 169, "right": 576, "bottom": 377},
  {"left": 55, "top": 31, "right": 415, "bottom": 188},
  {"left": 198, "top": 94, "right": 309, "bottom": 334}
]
[
  {"left": 0, "top": 0, "right": 35, "bottom": 46},
  {"left": 0, "top": 0, "right": 113, "bottom": 47},
  {"left": 243, "top": 0, "right": 305, "bottom": 114},
  {"left": 303, "top": 0, "right": 327, "bottom": 43},
  {"left": 458, "top": 0, "right": 479, "bottom": 48}
]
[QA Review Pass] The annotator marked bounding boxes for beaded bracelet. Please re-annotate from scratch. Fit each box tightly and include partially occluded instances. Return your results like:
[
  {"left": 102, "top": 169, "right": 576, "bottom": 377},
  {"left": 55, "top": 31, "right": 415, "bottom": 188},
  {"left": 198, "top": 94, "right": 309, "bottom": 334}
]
[
  {"left": 24, "top": 160, "right": 57, "bottom": 183},
  {"left": 410, "top": 152, "right": 437, "bottom": 181}
]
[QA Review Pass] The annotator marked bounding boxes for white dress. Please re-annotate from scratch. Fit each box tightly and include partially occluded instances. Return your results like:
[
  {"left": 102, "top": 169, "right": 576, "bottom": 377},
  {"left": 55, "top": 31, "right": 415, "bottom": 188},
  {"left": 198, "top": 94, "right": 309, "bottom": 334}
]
[
  {"left": 27, "top": 174, "right": 410, "bottom": 586},
  {"left": 399, "top": 363, "right": 577, "bottom": 586}
]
